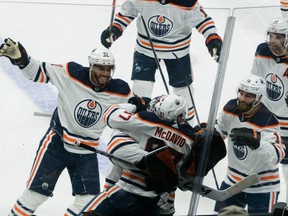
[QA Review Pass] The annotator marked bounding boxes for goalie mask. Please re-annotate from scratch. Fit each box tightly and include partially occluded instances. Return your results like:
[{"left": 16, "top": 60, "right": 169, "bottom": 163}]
[
  {"left": 266, "top": 17, "right": 288, "bottom": 56},
  {"left": 237, "top": 75, "right": 265, "bottom": 112},
  {"left": 147, "top": 94, "right": 188, "bottom": 121}
]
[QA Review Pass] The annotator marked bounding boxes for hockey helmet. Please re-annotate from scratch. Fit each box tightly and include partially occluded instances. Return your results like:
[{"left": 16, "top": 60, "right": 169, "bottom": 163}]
[
  {"left": 237, "top": 74, "right": 265, "bottom": 107},
  {"left": 88, "top": 47, "right": 115, "bottom": 69},
  {"left": 148, "top": 94, "right": 188, "bottom": 121},
  {"left": 266, "top": 17, "right": 288, "bottom": 55}
]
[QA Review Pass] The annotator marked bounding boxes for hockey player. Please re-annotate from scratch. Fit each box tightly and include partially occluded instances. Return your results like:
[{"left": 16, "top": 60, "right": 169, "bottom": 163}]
[
  {"left": 251, "top": 17, "right": 288, "bottom": 203},
  {"left": 0, "top": 38, "right": 132, "bottom": 215},
  {"left": 80, "top": 94, "right": 226, "bottom": 216},
  {"left": 100, "top": 0, "right": 222, "bottom": 125},
  {"left": 214, "top": 75, "right": 285, "bottom": 214}
]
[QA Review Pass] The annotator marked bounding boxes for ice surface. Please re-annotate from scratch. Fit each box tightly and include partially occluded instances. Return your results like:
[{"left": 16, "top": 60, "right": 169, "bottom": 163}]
[{"left": 0, "top": 0, "right": 285, "bottom": 215}]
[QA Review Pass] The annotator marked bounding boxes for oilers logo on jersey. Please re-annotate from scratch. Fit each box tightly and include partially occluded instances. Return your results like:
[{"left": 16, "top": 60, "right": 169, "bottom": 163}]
[
  {"left": 233, "top": 144, "right": 248, "bottom": 161},
  {"left": 149, "top": 15, "right": 172, "bottom": 37},
  {"left": 74, "top": 99, "right": 102, "bottom": 128},
  {"left": 265, "top": 73, "right": 284, "bottom": 101}
]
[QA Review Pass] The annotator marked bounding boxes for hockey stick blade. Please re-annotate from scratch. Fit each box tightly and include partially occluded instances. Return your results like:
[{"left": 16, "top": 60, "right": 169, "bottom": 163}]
[
  {"left": 201, "top": 173, "right": 260, "bottom": 201},
  {"left": 180, "top": 173, "right": 260, "bottom": 201}
]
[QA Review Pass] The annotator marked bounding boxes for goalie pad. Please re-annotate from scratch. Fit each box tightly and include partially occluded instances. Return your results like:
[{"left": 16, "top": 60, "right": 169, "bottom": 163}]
[
  {"left": 182, "top": 129, "right": 226, "bottom": 177},
  {"left": 144, "top": 148, "right": 178, "bottom": 193}
]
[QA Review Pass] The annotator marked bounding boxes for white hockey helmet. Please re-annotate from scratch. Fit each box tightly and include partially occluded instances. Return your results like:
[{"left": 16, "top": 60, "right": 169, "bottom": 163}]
[
  {"left": 147, "top": 94, "right": 188, "bottom": 121},
  {"left": 88, "top": 47, "right": 115, "bottom": 69},
  {"left": 237, "top": 74, "right": 265, "bottom": 107},
  {"left": 266, "top": 17, "right": 288, "bottom": 55}
]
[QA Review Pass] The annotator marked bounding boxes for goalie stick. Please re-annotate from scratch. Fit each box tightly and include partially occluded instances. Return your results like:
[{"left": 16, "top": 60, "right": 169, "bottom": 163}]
[{"left": 78, "top": 142, "right": 259, "bottom": 201}]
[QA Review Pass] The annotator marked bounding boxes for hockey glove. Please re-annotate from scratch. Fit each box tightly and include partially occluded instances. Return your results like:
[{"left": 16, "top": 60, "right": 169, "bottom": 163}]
[
  {"left": 230, "top": 128, "right": 261, "bottom": 150},
  {"left": 137, "top": 147, "right": 178, "bottom": 193},
  {"left": 0, "top": 38, "right": 30, "bottom": 69},
  {"left": 101, "top": 25, "right": 123, "bottom": 48},
  {"left": 128, "top": 95, "right": 151, "bottom": 113},
  {"left": 205, "top": 33, "right": 222, "bottom": 62},
  {"left": 181, "top": 127, "right": 226, "bottom": 177}
]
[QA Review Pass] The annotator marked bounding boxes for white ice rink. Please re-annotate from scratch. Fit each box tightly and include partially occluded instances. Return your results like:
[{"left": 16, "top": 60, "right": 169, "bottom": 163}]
[{"left": 0, "top": 0, "right": 286, "bottom": 215}]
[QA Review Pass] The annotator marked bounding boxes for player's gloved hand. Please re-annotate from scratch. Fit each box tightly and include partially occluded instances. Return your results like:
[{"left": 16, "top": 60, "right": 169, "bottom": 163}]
[
  {"left": 230, "top": 128, "right": 261, "bottom": 150},
  {"left": 205, "top": 33, "right": 222, "bottom": 62},
  {"left": 0, "top": 38, "right": 30, "bottom": 69},
  {"left": 101, "top": 25, "right": 123, "bottom": 48},
  {"left": 128, "top": 95, "right": 151, "bottom": 113}
]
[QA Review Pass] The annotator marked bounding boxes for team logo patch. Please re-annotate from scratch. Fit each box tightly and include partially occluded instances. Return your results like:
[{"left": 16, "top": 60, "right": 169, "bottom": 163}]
[
  {"left": 74, "top": 99, "right": 102, "bottom": 128},
  {"left": 233, "top": 145, "right": 247, "bottom": 160},
  {"left": 148, "top": 15, "right": 173, "bottom": 37},
  {"left": 265, "top": 73, "right": 284, "bottom": 101}
]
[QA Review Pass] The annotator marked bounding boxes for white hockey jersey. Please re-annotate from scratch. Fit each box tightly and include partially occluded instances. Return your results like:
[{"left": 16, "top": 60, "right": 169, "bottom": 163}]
[
  {"left": 102, "top": 103, "right": 194, "bottom": 198},
  {"left": 113, "top": 0, "right": 218, "bottom": 59},
  {"left": 251, "top": 43, "right": 288, "bottom": 139},
  {"left": 216, "top": 99, "right": 285, "bottom": 193},
  {"left": 21, "top": 58, "right": 132, "bottom": 154}
]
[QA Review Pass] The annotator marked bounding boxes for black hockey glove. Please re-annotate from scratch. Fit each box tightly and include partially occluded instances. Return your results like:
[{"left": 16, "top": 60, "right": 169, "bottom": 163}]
[
  {"left": 0, "top": 38, "right": 30, "bottom": 69},
  {"left": 205, "top": 33, "right": 222, "bottom": 62},
  {"left": 136, "top": 147, "right": 178, "bottom": 193},
  {"left": 101, "top": 25, "right": 123, "bottom": 48},
  {"left": 128, "top": 95, "right": 151, "bottom": 113},
  {"left": 230, "top": 128, "right": 261, "bottom": 150},
  {"left": 180, "top": 124, "right": 226, "bottom": 177}
]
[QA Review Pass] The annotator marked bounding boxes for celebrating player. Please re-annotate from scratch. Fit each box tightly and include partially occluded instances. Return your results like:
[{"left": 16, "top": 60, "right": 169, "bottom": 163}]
[
  {"left": 80, "top": 94, "right": 226, "bottom": 216},
  {"left": 214, "top": 75, "right": 285, "bottom": 214},
  {"left": 251, "top": 17, "right": 288, "bottom": 203},
  {"left": 0, "top": 38, "right": 132, "bottom": 215},
  {"left": 100, "top": 0, "right": 222, "bottom": 125}
]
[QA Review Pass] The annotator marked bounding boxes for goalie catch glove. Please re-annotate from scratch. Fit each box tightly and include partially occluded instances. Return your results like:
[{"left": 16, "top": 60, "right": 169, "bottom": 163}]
[
  {"left": 128, "top": 95, "right": 151, "bottom": 113},
  {"left": 0, "top": 38, "right": 30, "bottom": 69},
  {"left": 136, "top": 147, "right": 178, "bottom": 193},
  {"left": 205, "top": 33, "right": 222, "bottom": 62},
  {"left": 230, "top": 127, "right": 261, "bottom": 150},
  {"left": 101, "top": 25, "right": 123, "bottom": 48}
]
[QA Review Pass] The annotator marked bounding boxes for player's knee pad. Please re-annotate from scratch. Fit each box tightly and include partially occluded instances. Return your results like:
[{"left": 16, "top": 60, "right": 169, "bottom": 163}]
[
  {"left": 132, "top": 80, "right": 154, "bottom": 97},
  {"left": 65, "top": 194, "right": 95, "bottom": 215}
]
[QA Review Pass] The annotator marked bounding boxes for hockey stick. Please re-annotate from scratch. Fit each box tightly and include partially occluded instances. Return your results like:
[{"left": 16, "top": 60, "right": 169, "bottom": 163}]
[
  {"left": 140, "top": 14, "right": 170, "bottom": 94},
  {"left": 188, "top": 16, "right": 236, "bottom": 215},
  {"left": 179, "top": 173, "right": 260, "bottom": 201},
  {"left": 33, "top": 112, "right": 53, "bottom": 117},
  {"left": 76, "top": 142, "right": 168, "bottom": 168},
  {"left": 109, "top": 0, "right": 117, "bottom": 30},
  {"left": 79, "top": 142, "right": 259, "bottom": 202}
]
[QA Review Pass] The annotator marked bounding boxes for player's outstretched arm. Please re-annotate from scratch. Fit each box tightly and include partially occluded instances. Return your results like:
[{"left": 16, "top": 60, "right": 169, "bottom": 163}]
[{"left": 0, "top": 38, "right": 30, "bottom": 69}]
